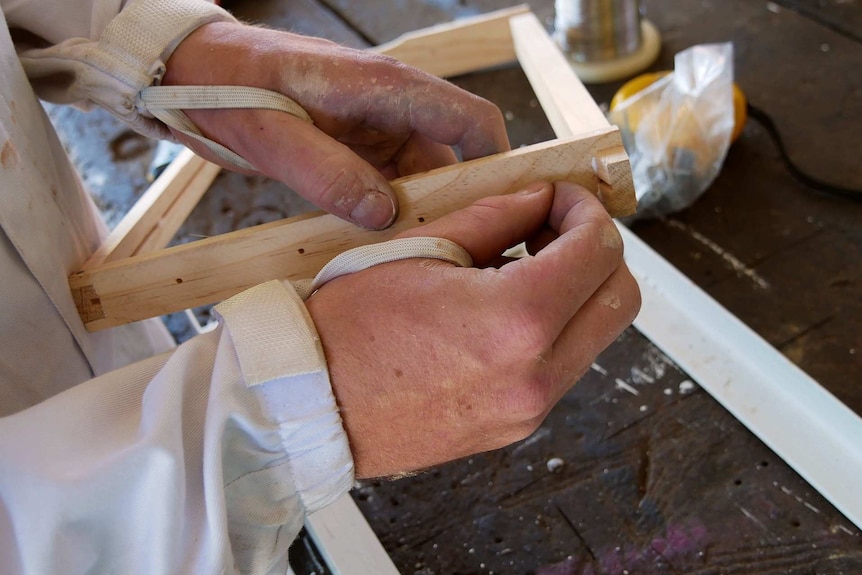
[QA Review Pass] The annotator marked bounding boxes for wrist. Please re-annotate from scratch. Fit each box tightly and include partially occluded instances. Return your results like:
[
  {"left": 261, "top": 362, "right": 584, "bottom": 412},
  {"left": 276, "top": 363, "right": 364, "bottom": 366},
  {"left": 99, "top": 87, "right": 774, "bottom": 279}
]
[{"left": 163, "top": 21, "right": 280, "bottom": 89}]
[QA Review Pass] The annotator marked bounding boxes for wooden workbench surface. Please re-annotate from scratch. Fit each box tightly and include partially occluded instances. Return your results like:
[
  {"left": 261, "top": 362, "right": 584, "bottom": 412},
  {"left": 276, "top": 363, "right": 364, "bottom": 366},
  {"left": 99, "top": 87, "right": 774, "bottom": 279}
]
[
  {"left": 51, "top": 0, "right": 862, "bottom": 572},
  {"left": 219, "top": 1, "right": 861, "bottom": 572}
]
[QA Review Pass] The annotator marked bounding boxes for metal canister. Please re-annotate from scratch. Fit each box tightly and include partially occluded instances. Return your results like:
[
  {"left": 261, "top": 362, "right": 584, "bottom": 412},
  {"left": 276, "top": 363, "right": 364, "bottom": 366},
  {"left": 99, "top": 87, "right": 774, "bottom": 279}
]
[{"left": 554, "top": 0, "right": 644, "bottom": 62}]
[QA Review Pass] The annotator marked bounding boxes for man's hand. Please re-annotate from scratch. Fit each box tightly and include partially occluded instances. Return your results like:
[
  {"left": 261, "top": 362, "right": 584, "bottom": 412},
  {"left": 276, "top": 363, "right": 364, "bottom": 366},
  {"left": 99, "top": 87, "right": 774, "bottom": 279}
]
[
  {"left": 163, "top": 21, "right": 509, "bottom": 230},
  {"left": 305, "top": 182, "right": 641, "bottom": 478}
]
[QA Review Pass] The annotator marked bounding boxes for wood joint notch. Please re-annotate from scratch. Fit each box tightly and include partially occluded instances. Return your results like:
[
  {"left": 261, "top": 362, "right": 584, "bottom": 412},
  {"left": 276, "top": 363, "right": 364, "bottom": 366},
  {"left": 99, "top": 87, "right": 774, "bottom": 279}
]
[
  {"left": 71, "top": 282, "right": 106, "bottom": 323},
  {"left": 593, "top": 146, "right": 637, "bottom": 217}
]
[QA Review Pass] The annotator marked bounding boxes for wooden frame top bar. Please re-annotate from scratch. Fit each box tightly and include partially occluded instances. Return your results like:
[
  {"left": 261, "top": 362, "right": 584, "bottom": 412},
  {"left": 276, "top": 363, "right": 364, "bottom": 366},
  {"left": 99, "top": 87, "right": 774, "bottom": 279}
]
[{"left": 70, "top": 7, "right": 635, "bottom": 331}]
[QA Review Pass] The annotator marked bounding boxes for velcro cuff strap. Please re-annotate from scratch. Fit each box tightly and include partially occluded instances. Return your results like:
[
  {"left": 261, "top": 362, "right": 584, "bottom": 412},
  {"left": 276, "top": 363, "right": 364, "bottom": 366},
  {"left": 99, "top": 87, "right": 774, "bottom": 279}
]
[{"left": 215, "top": 280, "right": 324, "bottom": 386}]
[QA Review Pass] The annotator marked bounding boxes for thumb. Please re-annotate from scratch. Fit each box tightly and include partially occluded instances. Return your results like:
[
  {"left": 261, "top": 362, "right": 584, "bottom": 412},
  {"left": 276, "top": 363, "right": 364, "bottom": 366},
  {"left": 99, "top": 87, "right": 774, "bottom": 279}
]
[
  {"left": 397, "top": 181, "right": 554, "bottom": 266},
  {"left": 223, "top": 109, "right": 400, "bottom": 230}
]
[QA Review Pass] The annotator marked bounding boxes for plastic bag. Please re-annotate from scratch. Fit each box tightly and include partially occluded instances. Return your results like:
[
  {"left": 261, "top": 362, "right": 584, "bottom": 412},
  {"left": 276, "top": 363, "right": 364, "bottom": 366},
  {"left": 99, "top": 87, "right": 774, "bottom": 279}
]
[{"left": 609, "top": 43, "right": 735, "bottom": 218}]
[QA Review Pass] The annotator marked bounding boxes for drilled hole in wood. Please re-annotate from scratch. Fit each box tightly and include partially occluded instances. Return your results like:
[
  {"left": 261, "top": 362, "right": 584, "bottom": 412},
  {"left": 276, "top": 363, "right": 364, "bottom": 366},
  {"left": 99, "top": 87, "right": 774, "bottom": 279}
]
[
  {"left": 176, "top": 278, "right": 183, "bottom": 284},
  {"left": 297, "top": 248, "right": 305, "bottom": 254}
]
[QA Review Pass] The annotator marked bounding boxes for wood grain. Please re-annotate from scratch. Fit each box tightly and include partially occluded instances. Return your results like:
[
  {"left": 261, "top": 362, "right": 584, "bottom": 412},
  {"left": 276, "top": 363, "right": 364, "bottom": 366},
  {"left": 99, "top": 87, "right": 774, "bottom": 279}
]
[
  {"left": 509, "top": 12, "right": 610, "bottom": 136},
  {"left": 71, "top": 129, "right": 625, "bottom": 330},
  {"left": 83, "top": 149, "right": 220, "bottom": 268},
  {"left": 373, "top": 5, "right": 529, "bottom": 76}
]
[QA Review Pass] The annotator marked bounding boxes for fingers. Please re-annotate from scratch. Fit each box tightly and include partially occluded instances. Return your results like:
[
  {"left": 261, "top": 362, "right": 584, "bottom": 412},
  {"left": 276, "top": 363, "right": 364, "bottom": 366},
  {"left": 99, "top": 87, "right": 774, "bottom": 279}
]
[
  {"left": 386, "top": 76, "right": 511, "bottom": 161},
  {"left": 546, "top": 263, "right": 641, "bottom": 399},
  {"left": 502, "top": 182, "right": 625, "bottom": 340},
  {"left": 394, "top": 132, "right": 459, "bottom": 176},
  {"left": 199, "top": 107, "right": 400, "bottom": 230},
  {"left": 163, "top": 24, "right": 509, "bottom": 229},
  {"left": 396, "top": 182, "right": 554, "bottom": 266},
  {"left": 299, "top": 51, "right": 511, "bottom": 160},
  {"left": 399, "top": 84, "right": 511, "bottom": 160}
]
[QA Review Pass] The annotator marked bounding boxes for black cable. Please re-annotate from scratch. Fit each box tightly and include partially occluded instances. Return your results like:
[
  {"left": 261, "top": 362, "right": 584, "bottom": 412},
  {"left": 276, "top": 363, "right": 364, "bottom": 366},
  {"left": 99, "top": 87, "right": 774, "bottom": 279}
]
[{"left": 746, "top": 103, "right": 862, "bottom": 202}]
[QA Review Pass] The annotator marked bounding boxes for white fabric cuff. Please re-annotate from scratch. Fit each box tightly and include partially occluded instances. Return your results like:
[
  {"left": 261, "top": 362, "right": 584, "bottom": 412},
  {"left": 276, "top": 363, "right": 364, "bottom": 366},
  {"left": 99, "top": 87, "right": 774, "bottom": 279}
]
[
  {"left": 211, "top": 238, "right": 471, "bottom": 510},
  {"left": 91, "top": 0, "right": 236, "bottom": 139},
  {"left": 215, "top": 280, "right": 354, "bottom": 513},
  {"left": 20, "top": 0, "right": 236, "bottom": 140}
]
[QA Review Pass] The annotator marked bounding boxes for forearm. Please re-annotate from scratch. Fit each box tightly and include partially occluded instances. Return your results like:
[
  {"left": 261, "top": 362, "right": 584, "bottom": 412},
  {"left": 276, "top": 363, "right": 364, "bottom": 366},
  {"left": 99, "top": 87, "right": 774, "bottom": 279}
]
[{"left": 0, "top": 281, "right": 353, "bottom": 575}]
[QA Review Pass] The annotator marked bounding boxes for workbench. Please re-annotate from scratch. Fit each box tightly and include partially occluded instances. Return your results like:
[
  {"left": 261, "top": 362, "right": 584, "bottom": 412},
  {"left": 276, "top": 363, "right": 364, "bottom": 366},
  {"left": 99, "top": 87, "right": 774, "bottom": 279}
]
[{"left": 48, "top": 0, "right": 862, "bottom": 572}]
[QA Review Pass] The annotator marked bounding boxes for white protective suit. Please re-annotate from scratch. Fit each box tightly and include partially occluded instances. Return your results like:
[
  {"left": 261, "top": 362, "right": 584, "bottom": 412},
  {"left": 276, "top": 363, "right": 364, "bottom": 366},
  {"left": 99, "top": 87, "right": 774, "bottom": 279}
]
[{"left": 0, "top": 1, "right": 356, "bottom": 573}]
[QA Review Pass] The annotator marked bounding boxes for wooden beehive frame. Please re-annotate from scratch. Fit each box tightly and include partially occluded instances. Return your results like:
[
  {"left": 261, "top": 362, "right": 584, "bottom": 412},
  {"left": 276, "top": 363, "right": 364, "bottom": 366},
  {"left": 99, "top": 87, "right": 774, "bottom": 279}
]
[{"left": 68, "top": 5, "right": 636, "bottom": 331}]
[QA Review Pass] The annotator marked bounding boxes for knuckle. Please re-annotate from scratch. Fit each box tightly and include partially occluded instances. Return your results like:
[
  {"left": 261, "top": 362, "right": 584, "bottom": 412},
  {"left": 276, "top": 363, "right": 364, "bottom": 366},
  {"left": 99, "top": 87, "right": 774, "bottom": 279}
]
[
  {"left": 621, "top": 266, "right": 643, "bottom": 320},
  {"left": 497, "top": 306, "right": 552, "bottom": 360},
  {"left": 460, "top": 197, "right": 508, "bottom": 227},
  {"left": 362, "top": 51, "right": 407, "bottom": 70},
  {"left": 578, "top": 218, "right": 625, "bottom": 266},
  {"left": 499, "top": 371, "right": 554, "bottom": 424},
  {"left": 303, "top": 158, "right": 364, "bottom": 211},
  {"left": 497, "top": 419, "right": 544, "bottom": 449},
  {"left": 591, "top": 218, "right": 623, "bottom": 251}
]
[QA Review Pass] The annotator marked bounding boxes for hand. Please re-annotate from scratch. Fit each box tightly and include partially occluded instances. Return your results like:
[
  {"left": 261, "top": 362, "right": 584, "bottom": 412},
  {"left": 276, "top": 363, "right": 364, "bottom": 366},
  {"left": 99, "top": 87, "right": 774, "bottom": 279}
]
[
  {"left": 305, "top": 182, "right": 641, "bottom": 478},
  {"left": 163, "top": 21, "right": 510, "bottom": 230}
]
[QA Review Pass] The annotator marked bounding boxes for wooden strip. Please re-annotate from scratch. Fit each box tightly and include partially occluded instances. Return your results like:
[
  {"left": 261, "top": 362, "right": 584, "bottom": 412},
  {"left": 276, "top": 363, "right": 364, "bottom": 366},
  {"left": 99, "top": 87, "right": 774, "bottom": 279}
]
[
  {"left": 510, "top": 12, "right": 635, "bottom": 215},
  {"left": 620, "top": 223, "right": 862, "bottom": 530},
  {"left": 71, "top": 128, "right": 624, "bottom": 330},
  {"left": 83, "top": 149, "right": 219, "bottom": 268},
  {"left": 509, "top": 12, "right": 610, "bottom": 136},
  {"left": 132, "top": 160, "right": 221, "bottom": 258},
  {"left": 372, "top": 5, "right": 528, "bottom": 77},
  {"left": 305, "top": 495, "right": 401, "bottom": 575},
  {"left": 592, "top": 146, "right": 636, "bottom": 216}
]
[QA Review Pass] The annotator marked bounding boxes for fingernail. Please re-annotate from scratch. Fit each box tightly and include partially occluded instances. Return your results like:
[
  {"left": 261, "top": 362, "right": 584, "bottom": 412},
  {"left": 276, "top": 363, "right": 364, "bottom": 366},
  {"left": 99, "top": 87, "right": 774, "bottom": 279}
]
[
  {"left": 350, "top": 190, "right": 397, "bottom": 230},
  {"left": 518, "top": 181, "right": 551, "bottom": 196}
]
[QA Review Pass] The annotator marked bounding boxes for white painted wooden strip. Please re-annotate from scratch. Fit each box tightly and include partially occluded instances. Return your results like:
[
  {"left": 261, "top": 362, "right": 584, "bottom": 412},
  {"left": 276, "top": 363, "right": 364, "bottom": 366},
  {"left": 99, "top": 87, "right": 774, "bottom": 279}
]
[
  {"left": 515, "top": 0, "right": 862, "bottom": 530},
  {"left": 619, "top": 223, "right": 862, "bottom": 530},
  {"left": 304, "top": 494, "right": 401, "bottom": 575}
]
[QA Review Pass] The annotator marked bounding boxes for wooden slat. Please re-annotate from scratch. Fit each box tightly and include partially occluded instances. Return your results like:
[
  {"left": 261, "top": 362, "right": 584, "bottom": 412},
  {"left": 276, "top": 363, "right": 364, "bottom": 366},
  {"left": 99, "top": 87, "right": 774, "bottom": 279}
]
[
  {"left": 305, "top": 495, "right": 401, "bottom": 575},
  {"left": 593, "top": 146, "right": 636, "bottom": 217},
  {"left": 372, "top": 5, "right": 528, "bottom": 77},
  {"left": 621, "top": 223, "right": 862, "bottom": 530},
  {"left": 509, "top": 12, "right": 635, "bottom": 214},
  {"left": 71, "top": 128, "right": 625, "bottom": 330},
  {"left": 509, "top": 12, "right": 610, "bottom": 136},
  {"left": 84, "top": 148, "right": 220, "bottom": 267}
]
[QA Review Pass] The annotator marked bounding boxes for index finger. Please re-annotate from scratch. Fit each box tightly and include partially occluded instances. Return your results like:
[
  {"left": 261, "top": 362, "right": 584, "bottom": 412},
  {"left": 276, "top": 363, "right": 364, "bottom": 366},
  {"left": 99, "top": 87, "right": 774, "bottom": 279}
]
[
  {"left": 356, "top": 56, "right": 511, "bottom": 160},
  {"left": 406, "top": 84, "right": 511, "bottom": 160}
]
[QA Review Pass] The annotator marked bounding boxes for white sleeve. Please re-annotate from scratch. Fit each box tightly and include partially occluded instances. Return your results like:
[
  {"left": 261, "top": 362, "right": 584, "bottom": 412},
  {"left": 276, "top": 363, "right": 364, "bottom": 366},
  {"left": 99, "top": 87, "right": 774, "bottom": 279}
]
[
  {"left": 0, "top": 280, "right": 354, "bottom": 575},
  {"left": 6, "top": 0, "right": 236, "bottom": 140}
]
